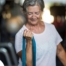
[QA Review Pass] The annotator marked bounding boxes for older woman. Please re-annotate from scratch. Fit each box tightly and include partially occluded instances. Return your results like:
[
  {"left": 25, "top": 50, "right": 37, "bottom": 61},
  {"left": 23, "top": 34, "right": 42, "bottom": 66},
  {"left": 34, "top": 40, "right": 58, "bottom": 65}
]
[{"left": 15, "top": 0, "right": 66, "bottom": 66}]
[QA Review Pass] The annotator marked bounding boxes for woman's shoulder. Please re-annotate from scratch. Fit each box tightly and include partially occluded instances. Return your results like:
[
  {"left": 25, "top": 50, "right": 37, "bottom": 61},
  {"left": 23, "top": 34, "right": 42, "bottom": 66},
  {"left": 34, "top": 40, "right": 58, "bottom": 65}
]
[
  {"left": 44, "top": 22, "right": 56, "bottom": 32},
  {"left": 15, "top": 25, "right": 26, "bottom": 36},
  {"left": 44, "top": 22, "right": 55, "bottom": 28}
]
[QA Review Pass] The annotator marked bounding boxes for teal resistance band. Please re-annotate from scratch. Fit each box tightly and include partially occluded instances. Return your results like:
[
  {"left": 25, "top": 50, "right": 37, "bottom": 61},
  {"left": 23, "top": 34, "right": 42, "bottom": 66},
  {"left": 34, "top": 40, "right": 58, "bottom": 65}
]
[{"left": 22, "top": 36, "right": 36, "bottom": 66}]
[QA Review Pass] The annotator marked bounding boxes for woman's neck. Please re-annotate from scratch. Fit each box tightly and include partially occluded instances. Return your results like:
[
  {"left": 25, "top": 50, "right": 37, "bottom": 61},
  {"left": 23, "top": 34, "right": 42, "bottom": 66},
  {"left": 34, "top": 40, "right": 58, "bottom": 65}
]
[
  {"left": 25, "top": 21, "right": 45, "bottom": 34},
  {"left": 26, "top": 23, "right": 39, "bottom": 28}
]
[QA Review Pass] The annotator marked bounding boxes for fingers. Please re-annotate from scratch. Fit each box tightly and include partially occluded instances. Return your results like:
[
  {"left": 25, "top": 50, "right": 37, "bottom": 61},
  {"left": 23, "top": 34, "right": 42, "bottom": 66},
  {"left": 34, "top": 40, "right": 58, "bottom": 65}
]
[{"left": 23, "top": 29, "right": 33, "bottom": 40}]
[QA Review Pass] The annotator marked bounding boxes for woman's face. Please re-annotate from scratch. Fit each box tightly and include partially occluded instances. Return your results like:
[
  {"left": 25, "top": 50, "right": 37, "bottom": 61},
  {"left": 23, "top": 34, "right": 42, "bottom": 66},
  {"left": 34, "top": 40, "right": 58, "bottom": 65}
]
[{"left": 26, "top": 5, "right": 42, "bottom": 25}]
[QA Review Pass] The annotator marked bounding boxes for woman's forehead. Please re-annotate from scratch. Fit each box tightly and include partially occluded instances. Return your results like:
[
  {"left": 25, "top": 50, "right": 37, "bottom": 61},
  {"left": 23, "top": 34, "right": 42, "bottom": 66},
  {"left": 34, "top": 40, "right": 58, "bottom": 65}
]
[{"left": 26, "top": 5, "right": 41, "bottom": 12}]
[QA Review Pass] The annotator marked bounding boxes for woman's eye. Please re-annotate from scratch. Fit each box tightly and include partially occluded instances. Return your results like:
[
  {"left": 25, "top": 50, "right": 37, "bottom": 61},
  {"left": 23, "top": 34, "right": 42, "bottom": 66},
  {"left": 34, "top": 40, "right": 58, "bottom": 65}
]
[
  {"left": 35, "top": 12, "right": 40, "bottom": 15},
  {"left": 27, "top": 12, "right": 40, "bottom": 15},
  {"left": 27, "top": 12, "right": 32, "bottom": 15}
]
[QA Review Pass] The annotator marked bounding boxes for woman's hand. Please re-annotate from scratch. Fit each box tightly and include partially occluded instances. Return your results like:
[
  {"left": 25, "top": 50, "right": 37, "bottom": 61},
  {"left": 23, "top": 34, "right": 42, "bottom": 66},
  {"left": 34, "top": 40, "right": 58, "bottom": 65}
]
[{"left": 23, "top": 29, "right": 33, "bottom": 41}]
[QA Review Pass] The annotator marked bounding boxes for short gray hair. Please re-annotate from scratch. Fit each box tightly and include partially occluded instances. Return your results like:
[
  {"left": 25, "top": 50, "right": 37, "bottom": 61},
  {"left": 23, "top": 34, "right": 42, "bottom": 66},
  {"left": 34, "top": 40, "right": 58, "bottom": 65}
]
[{"left": 22, "top": 0, "right": 45, "bottom": 12}]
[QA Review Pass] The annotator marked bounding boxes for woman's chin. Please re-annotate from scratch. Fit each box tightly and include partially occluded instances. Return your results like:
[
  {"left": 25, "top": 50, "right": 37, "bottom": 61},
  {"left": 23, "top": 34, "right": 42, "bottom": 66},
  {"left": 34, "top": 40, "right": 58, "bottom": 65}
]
[
  {"left": 30, "top": 21, "right": 39, "bottom": 25},
  {"left": 31, "top": 21, "right": 38, "bottom": 25}
]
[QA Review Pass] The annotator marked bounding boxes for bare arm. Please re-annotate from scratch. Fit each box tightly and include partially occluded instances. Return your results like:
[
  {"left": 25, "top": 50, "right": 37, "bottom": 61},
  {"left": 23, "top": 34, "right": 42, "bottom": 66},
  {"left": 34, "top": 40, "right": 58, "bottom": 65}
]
[
  {"left": 57, "top": 43, "right": 66, "bottom": 66},
  {"left": 26, "top": 39, "right": 32, "bottom": 66}
]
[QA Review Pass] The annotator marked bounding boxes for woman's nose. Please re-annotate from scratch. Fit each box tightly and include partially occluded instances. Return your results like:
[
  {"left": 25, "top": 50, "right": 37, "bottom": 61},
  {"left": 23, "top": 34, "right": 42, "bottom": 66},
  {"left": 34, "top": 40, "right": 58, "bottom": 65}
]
[{"left": 32, "top": 13, "right": 36, "bottom": 18}]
